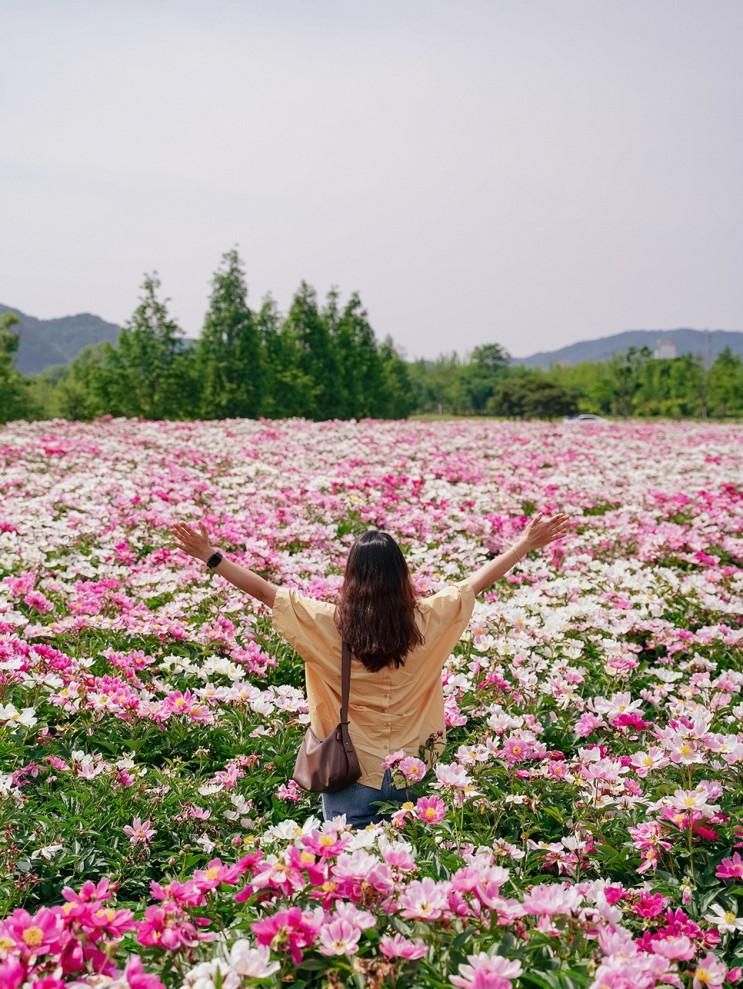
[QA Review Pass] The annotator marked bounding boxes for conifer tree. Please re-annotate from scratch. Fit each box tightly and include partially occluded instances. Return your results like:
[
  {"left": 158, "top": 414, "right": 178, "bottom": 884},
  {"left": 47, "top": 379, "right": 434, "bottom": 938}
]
[
  {"left": 100, "top": 273, "right": 194, "bottom": 419},
  {"left": 0, "top": 313, "right": 35, "bottom": 423},
  {"left": 196, "top": 249, "right": 263, "bottom": 419},
  {"left": 335, "top": 292, "right": 387, "bottom": 417},
  {"left": 379, "top": 335, "right": 415, "bottom": 418},
  {"left": 283, "top": 281, "right": 339, "bottom": 419},
  {"left": 254, "top": 294, "right": 282, "bottom": 417}
]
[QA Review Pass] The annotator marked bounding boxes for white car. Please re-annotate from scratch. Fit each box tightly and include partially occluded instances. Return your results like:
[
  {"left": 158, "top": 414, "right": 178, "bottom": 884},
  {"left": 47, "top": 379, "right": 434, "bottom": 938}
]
[{"left": 563, "top": 413, "right": 607, "bottom": 423}]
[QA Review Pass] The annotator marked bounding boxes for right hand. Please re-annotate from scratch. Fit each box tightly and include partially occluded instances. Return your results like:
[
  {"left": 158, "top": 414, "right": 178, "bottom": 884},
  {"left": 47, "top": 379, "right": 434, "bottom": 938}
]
[
  {"left": 521, "top": 512, "right": 571, "bottom": 550},
  {"left": 170, "top": 520, "right": 214, "bottom": 563}
]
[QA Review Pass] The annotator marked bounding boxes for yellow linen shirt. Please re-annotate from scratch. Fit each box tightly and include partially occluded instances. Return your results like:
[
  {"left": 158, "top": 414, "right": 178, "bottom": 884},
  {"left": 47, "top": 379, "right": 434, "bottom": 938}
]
[{"left": 271, "top": 579, "right": 476, "bottom": 788}]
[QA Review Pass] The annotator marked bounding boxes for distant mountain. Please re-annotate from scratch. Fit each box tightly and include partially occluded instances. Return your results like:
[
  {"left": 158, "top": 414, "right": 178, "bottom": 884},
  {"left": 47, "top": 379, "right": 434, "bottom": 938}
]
[
  {"left": 0, "top": 304, "right": 121, "bottom": 375},
  {"left": 512, "top": 328, "right": 743, "bottom": 368}
]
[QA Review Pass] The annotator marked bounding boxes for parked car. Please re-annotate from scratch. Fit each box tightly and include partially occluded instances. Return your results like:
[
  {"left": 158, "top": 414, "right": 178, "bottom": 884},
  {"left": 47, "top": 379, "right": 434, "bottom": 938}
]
[{"left": 563, "top": 413, "right": 607, "bottom": 423}]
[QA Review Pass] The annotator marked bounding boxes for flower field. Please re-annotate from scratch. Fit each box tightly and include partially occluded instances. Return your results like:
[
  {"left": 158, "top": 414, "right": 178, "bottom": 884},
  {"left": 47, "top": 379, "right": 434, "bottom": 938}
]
[{"left": 1, "top": 415, "right": 742, "bottom": 989}]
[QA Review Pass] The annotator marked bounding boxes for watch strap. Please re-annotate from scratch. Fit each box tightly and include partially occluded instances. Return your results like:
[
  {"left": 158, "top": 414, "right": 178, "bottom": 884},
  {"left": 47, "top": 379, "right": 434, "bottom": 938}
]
[{"left": 206, "top": 550, "right": 223, "bottom": 570}]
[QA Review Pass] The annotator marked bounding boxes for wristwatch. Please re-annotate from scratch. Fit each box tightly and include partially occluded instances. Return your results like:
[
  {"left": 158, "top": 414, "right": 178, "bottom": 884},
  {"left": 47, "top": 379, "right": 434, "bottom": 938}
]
[{"left": 206, "top": 550, "right": 224, "bottom": 570}]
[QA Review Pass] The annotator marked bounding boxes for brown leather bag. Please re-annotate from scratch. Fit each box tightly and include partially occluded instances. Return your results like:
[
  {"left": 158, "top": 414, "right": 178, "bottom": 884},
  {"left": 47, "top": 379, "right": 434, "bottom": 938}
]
[{"left": 292, "top": 640, "right": 362, "bottom": 793}]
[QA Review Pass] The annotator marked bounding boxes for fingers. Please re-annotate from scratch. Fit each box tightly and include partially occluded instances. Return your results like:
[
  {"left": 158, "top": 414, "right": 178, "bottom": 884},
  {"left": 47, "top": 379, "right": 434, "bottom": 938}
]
[
  {"left": 170, "top": 521, "right": 196, "bottom": 549},
  {"left": 171, "top": 521, "right": 195, "bottom": 539}
]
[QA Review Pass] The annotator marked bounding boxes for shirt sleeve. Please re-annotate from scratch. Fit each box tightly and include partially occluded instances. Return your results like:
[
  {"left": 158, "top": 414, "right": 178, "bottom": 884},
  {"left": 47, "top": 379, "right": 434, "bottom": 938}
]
[
  {"left": 271, "top": 586, "right": 339, "bottom": 667},
  {"left": 420, "top": 578, "right": 476, "bottom": 646}
]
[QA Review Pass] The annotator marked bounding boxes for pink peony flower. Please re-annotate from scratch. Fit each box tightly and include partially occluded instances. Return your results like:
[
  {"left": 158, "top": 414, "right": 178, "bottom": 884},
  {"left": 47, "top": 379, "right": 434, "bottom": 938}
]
[
  {"left": 0, "top": 957, "right": 25, "bottom": 989},
  {"left": 415, "top": 795, "right": 446, "bottom": 824},
  {"left": 317, "top": 918, "right": 361, "bottom": 956},
  {"left": 521, "top": 883, "right": 581, "bottom": 917},
  {"left": 398, "top": 756, "right": 427, "bottom": 782},
  {"left": 399, "top": 877, "right": 451, "bottom": 921},
  {"left": 2, "top": 907, "right": 63, "bottom": 957},
  {"left": 251, "top": 907, "right": 323, "bottom": 965},
  {"left": 716, "top": 852, "right": 743, "bottom": 880},
  {"left": 693, "top": 953, "right": 727, "bottom": 989},
  {"left": 123, "top": 817, "right": 156, "bottom": 846},
  {"left": 125, "top": 955, "right": 166, "bottom": 989},
  {"left": 450, "top": 948, "right": 522, "bottom": 989},
  {"left": 380, "top": 933, "right": 427, "bottom": 960},
  {"left": 649, "top": 934, "right": 695, "bottom": 960}
]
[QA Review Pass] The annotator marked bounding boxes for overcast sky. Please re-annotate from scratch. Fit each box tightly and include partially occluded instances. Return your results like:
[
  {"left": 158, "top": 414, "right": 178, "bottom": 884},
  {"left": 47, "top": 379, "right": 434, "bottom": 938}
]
[{"left": 1, "top": 0, "right": 741, "bottom": 359}]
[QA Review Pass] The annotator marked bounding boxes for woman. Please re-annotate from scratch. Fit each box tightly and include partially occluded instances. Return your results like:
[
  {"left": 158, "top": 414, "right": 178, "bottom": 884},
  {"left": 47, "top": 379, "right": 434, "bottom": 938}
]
[{"left": 171, "top": 512, "right": 570, "bottom": 828}]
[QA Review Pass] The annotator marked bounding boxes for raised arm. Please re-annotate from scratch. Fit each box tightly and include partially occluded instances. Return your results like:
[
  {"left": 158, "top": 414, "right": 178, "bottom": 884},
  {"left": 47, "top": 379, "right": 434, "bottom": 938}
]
[
  {"left": 170, "top": 521, "right": 278, "bottom": 608},
  {"left": 464, "top": 512, "right": 571, "bottom": 596}
]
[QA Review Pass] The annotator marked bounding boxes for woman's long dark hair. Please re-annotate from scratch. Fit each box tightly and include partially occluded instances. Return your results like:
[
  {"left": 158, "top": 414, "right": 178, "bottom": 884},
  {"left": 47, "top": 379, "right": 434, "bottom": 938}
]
[{"left": 334, "top": 529, "right": 424, "bottom": 673}]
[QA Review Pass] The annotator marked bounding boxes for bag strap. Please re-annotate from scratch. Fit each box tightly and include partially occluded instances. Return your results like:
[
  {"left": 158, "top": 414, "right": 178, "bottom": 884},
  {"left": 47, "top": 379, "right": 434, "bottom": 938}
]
[{"left": 339, "top": 640, "right": 352, "bottom": 725}]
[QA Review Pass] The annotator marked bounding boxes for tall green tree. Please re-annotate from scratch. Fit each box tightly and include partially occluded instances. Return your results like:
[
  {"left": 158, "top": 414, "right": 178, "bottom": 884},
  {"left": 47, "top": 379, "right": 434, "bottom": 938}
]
[
  {"left": 607, "top": 345, "right": 652, "bottom": 417},
  {"left": 54, "top": 344, "right": 110, "bottom": 420},
  {"left": 453, "top": 342, "right": 511, "bottom": 414},
  {"left": 254, "top": 294, "right": 283, "bottom": 417},
  {"left": 379, "top": 335, "right": 415, "bottom": 418},
  {"left": 0, "top": 313, "right": 36, "bottom": 423},
  {"left": 196, "top": 249, "right": 263, "bottom": 419},
  {"left": 98, "top": 273, "right": 196, "bottom": 419},
  {"left": 707, "top": 347, "right": 743, "bottom": 417},
  {"left": 407, "top": 353, "right": 463, "bottom": 414},
  {"left": 283, "top": 281, "right": 339, "bottom": 419},
  {"left": 330, "top": 290, "right": 387, "bottom": 418}
]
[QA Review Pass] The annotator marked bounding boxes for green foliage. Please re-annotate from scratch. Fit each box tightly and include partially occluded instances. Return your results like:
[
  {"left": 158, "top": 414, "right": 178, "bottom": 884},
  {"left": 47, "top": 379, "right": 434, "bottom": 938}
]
[
  {"left": 487, "top": 374, "right": 579, "bottom": 419},
  {"left": 196, "top": 248, "right": 263, "bottom": 419},
  {"left": 7, "top": 253, "right": 743, "bottom": 422},
  {"left": 0, "top": 313, "right": 38, "bottom": 423},
  {"left": 84, "top": 273, "right": 197, "bottom": 420}
]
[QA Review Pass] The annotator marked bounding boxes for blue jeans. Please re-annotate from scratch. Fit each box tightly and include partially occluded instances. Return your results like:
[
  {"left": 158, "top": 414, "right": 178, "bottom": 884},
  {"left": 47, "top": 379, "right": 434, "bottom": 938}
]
[{"left": 321, "top": 769, "right": 410, "bottom": 828}]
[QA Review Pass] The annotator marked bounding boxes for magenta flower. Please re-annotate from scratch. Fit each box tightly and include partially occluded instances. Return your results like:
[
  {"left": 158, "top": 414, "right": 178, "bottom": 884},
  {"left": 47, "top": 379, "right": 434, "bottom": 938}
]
[
  {"left": 124, "top": 955, "right": 166, "bottom": 989},
  {"left": 0, "top": 956, "right": 25, "bottom": 989},
  {"left": 251, "top": 907, "right": 323, "bottom": 965},
  {"left": 716, "top": 852, "right": 743, "bottom": 879},
  {"left": 414, "top": 795, "right": 446, "bottom": 824},
  {"left": 2, "top": 907, "right": 63, "bottom": 957}
]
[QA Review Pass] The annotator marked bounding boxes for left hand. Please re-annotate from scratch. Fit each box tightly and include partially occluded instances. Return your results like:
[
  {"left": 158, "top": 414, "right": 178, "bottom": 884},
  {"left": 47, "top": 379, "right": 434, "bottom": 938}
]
[
  {"left": 171, "top": 520, "right": 214, "bottom": 563},
  {"left": 521, "top": 512, "right": 571, "bottom": 550}
]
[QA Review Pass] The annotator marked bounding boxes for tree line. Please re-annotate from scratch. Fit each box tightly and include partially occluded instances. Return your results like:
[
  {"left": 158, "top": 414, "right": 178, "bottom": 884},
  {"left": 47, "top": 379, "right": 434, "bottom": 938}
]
[
  {"left": 3, "top": 250, "right": 413, "bottom": 423},
  {"left": 409, "top": 344, "right": 743, "bottom": 419},
  {"left": 2, "top": 249, "right": 742, "bottom": 423}
]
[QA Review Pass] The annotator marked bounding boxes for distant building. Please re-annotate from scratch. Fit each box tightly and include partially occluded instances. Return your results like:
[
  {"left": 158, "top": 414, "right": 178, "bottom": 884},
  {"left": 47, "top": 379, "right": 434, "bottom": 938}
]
[{"left": 654, "top": 337, "right": 677, "bottom": 359}]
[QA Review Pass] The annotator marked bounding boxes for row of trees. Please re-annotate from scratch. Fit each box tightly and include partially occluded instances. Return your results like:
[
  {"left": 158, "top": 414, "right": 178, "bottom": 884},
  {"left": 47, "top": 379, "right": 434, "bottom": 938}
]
[
  {"left": 409, "top": 345, "right": 743, "bottom": 419},
  {"left": 2, "top": 250, "right": 742, "bottom": 423},
  {"left": 10, "top": 250, "right": 414, "bottom": 422}
]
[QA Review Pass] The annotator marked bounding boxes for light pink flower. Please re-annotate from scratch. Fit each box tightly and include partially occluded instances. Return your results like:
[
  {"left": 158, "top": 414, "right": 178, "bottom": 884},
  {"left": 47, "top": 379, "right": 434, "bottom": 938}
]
[
  {"left": 380, "top": 933, "right": 427, "bottom": 960},
  {"left": 317, "top": 918, "right": 361, "bottom": 956},
  {"left": 693, "top": 953, "right": 728, "bottom": 989},
  {"left": 399, "top": 877, "right": 451, "bottom": 920},
  {"left": 123, "top": 817, "right": 156, "bottom": 846},
  {"left": 450, "top": 948, "right": 522, "bottom": 989},
  {"left": 398, "top": 756, "right": 427, "bottom": 782},
  {"left": 649, "top": 934, "right": 695, "bottom": 960}
]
